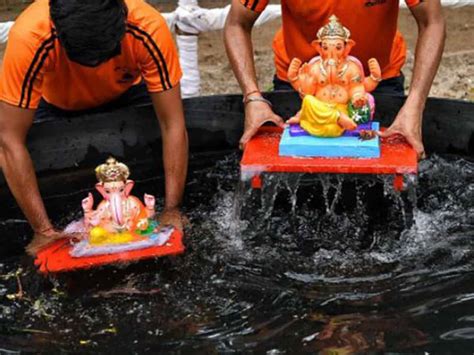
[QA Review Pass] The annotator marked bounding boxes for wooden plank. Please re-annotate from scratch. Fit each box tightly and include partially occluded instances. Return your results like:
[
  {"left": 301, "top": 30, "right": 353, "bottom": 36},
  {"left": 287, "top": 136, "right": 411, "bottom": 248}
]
[{"left": 241, "top": 126, "right": 418, "bottom": 177}]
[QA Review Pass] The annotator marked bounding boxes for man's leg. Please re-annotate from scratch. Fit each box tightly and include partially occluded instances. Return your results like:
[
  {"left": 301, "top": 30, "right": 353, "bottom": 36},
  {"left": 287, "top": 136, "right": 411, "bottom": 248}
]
[
  {"left": 0, "top": 146, "right": 3, "bottom": 172},
  {"left": 101, "top": 81, "right": 150, "bottom": 110},
  {"left": 272, "top": 75, "right": 295, "bottom": 91},
  {"left": 35, "top": 98, "right": 65, "bottom": 120},
  {"left": 34, "top": 82, "right": 151, "bottom": 120},
  {"left": 372, "top": 74, "right": 406, "bottom": 96},
  {"left": 272, "top": 73, "right": 406, "bottom": 96}
]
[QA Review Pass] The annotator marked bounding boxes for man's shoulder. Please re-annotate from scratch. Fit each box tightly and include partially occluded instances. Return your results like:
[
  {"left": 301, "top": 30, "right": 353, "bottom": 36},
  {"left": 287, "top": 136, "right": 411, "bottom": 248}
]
[
  {"left": 10, "top": 0, "right": 53, "bottom": 44},
  {"left": 125, "top": 0, "right": 168, "bottom": 31}
]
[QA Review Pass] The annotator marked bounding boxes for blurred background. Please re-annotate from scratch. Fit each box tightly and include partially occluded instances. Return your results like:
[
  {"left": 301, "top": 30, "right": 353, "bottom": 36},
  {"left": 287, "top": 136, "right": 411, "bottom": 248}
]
[{"left": 0, "top": 0, "right": 471, "bottom": 100}]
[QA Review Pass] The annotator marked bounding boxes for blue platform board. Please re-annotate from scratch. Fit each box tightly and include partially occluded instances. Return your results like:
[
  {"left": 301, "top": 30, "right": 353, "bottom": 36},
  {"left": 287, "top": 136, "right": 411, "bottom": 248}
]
[{"left": 279, "top": 122, "right": 380, "bottom": 158}]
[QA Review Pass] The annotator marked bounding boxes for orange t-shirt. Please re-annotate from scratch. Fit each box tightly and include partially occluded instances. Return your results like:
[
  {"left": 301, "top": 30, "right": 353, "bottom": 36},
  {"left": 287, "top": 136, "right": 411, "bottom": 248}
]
[
  {"left": 240, "top": 0, "right": 419, "bottom": 82},
  {"left": 0, "top": 0, "right": 182, "bottom": 110}
]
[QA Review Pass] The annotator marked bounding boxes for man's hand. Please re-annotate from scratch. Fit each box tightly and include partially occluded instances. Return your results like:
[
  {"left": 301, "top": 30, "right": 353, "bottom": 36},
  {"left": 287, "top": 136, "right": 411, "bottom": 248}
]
[
  {"left": 26, "top": 228, "right": 80, "bottom": 256},
  {"left": 158, "top": 207, "right": 187, "bottom": 232},
  {"left": 225, "top": 0, "right": 284, "bottom": 149},
  {"left": 240, "top": 100, "right": 285, "bottom": 149},
  {"left": 378, "top": 104, "right": 425, "bottom": 160},
  {"left": 386, "top": 0, "right": 445, "bottom": 161}
]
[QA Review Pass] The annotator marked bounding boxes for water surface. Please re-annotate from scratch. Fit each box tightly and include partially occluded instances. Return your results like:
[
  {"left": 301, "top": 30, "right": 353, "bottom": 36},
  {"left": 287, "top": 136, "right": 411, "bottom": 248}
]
[{"left": 0, "top": 154, "right": 473, "bottom": 353}]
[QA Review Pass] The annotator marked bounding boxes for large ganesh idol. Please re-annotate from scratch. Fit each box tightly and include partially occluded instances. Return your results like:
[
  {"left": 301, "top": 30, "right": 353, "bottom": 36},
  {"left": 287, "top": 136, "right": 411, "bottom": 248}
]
[
  {"left": 68, "top": 157, "right": 173, "bottom": 258},
  {"left": 286, "top": 15, "right": 381, "bottom": 138}
]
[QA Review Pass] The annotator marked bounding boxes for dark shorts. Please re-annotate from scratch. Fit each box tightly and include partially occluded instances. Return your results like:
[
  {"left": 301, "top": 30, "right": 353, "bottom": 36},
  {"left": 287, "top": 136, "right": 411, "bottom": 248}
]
[
  {"left": 35, "top": 82, "right": 151, "bottom": 120},
  {"left": 35, "top": 73, "right": 405, "bottom": 120},
  {"left": 272, "top": 73, "right": 406, "bottom": 96}
]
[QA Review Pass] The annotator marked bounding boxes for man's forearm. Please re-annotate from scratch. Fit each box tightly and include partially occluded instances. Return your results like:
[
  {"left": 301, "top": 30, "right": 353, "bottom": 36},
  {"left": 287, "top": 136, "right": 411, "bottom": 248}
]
[
  {"left": 406, "top": 9, "right": 446, "bottom": 109},
  {"left": 150, "top": 86, "right": 188, "bottom": 210},
  {"left": 2, "top": 142, "right": 52, "bottom": 232},
  {"left": 161, "top": 125, "right": 188, "bottom": 209},
  {"left": 224, "top": 7, "right": 260, "bottom": 95}
]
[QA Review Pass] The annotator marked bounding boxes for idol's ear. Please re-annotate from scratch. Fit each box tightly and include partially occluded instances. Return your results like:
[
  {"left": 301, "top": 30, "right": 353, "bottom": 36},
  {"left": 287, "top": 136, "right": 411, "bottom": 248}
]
[
  {"left": 311, "top": 40, "right": 323, "bottom": 55},
  {"left": 343, "top": 39, "right": 356, "bottom": 57},
  {"left": 124, "top": 180, "right": 135, "bottom": 197},
  {"left": 95, "top": 183, "right": 107, "bottom": 199}
]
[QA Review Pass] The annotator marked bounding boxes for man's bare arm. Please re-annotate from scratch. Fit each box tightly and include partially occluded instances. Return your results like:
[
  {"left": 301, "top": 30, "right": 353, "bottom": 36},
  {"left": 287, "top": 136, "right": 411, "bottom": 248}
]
[
  {"left": 224, "top": 0, "right": 261, "bottom": 96},
  {"left": 381, "top": 1, "right": 446, "bottom": 159},
  {"left": 407, "top": 1, "right": 446, "bottom": 108},
  {"left": 0, "top": 102, "right": 53, "bottom": 233},
  {"left": 150, "top": 85, "right": 188, "bottom": 229},
  {"left": 224, "top": 0, "right": 284, "bottom": 147}
]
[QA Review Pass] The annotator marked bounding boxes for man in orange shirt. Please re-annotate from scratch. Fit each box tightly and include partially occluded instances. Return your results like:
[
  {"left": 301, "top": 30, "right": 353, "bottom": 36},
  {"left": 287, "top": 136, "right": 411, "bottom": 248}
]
[
  {"left": 0, "top": 0, "right": 188, "bottom": 254},
  {"left": 224, "top": 0, "right": 446, "bottom": 159}
]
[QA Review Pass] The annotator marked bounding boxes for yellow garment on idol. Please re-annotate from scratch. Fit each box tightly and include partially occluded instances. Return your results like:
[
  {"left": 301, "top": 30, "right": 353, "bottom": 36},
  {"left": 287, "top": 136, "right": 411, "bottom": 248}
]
[
  {"left": 89, "top": 227, "right": 135, "bottom": 246},
  {"left": 300, "top": 95, "right": 349, "bottom": 137}
]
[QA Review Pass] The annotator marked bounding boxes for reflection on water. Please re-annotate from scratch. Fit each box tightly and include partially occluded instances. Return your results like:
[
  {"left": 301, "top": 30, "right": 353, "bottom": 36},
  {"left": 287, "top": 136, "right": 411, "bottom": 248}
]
[{"left": 0, "top": 154, "right": 473, "bottom": 353}]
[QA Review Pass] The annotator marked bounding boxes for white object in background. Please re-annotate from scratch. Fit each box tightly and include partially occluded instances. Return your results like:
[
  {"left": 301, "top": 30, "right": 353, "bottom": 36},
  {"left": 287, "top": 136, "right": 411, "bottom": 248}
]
[
  {"left": 177, "top": 34, "right": 200, "bottom": 98},
  {"left": 178, "top": 0, "right": 198, "bottom": 5},
  {"left": 0, "top": 21, "right": 14, "bottom": 44},
  {"left": 165, "top": 0, "right": 474, "bottom": 31},
  {"left": 168, "top": 3, "right": 281, "bottom": 97},
  {"left": 401, "top": 0, "right": 474, "bottom": 7},
  {"left": 173, "top": 4, "right": 281, "bottom": 34}
]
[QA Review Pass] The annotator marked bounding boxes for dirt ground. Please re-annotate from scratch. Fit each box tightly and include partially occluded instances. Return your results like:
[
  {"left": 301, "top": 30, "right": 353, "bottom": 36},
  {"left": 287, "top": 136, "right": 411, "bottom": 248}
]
[
  {"left": 0, "top": 5, "right": 472, "bottom": 101},
  {"left": 196, "top": 7, "right": 474, "bottom": 100}
]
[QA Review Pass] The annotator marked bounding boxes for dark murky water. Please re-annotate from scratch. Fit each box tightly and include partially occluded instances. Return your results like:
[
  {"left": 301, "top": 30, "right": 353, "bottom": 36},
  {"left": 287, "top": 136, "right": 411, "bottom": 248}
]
[{"left": 0, "top": 154, "right": 473, "bottom": 353}]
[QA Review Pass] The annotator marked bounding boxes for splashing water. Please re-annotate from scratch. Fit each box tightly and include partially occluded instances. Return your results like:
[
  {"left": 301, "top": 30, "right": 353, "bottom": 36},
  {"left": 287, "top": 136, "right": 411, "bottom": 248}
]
[{"left": 0, "top": 154, "right": 473, "bottom": 353}]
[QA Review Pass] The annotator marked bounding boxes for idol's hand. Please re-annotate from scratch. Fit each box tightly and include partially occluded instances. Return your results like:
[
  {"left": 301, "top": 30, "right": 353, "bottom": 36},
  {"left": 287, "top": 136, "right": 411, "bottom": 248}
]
[
  {"left": 288, "top": 58, "right": 303, "bottom": 82},
  {"left": 368, "top": 58, "right": 382, "bottom": 81},
  {"left": 144, "top": 194, "right": 156, "bottom": 210},
  {"left": 81, "top": 193, "right": 94, "bottom": 212},
  {"left": 351, "top": 92, "right": 367, "bottom": 108}
]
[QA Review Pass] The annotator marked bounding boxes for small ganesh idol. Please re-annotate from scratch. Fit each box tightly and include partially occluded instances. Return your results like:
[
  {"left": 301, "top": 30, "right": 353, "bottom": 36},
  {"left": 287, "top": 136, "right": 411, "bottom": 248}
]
[
  {"left": 34, "top": 158, "right": 181, "bottom": 270},
  {"left": 80, "top": 157, "right": 159, "bottom": 247},
  {"left": 287, "top": 15, "right": 382, "bottom": 137}
]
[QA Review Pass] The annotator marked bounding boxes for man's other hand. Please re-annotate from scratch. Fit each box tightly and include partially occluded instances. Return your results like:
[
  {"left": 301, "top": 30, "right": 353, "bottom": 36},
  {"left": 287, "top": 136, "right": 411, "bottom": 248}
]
[
  {"left": 378, "top": 105, "right": 426, "bottom": 160},
  {"left": 240, "top": 100, "right": 285, "bottom": 149},
  {"left": 158, "top": 207, "right": 188, "bottom": 232},
  {"left": 26, "top": 228, "right": 81, "bottom": 256}
]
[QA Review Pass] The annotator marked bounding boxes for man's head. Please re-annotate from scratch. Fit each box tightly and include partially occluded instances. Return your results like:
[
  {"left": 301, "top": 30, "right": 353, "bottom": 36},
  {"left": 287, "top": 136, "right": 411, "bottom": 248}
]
[{"left": 50, "top": 0, "right": 127, "bottom": 67}]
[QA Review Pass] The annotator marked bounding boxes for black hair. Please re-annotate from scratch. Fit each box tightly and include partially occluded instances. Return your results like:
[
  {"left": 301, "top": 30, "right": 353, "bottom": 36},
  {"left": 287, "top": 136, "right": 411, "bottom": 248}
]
[{"left": 50, "top": 0, "right": 128, "bottom": 67}]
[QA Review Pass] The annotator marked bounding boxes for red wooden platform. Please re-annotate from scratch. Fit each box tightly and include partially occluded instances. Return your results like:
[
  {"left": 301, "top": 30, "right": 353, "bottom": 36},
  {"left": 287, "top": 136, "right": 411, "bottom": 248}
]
[
  {"left": 34, "top": 230, "right": 185, "bottom": 274},
  {"left": 241, "top": 127, "right": 418, "bottom": 190}
]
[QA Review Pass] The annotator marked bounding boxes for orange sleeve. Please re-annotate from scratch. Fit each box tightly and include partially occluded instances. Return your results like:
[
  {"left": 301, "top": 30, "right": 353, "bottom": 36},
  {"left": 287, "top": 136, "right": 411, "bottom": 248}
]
[
  {"left": 0, "top": 27, "right": 54, "bottom": 109},
  {"left": 239, "top": 0, "right": 269, "bottom": 13},
  {"left": 405, "top": 0, "right": 421, "bottom": 7},
  {"left": 131, "top": 13, "right": 182, "bottom": 93}
]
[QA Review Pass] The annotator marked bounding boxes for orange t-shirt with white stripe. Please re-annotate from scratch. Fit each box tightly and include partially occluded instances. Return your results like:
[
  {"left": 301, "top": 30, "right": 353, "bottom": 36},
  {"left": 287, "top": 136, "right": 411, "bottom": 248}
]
[
  {"left": 0, "top": 0, "right": 182, "bottom": 110},
  {"left": 240, "top": 0, "right": 420, "bottom": 82}
]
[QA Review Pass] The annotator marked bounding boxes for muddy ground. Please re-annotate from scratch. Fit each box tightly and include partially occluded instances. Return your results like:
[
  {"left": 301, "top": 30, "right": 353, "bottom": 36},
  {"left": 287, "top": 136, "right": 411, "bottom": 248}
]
[
  {"left": 0, "top": 4, "right": 472, "bottom": 100},
  {"left": 195, "top": 7, "right": 474, "bottom": 100}
]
